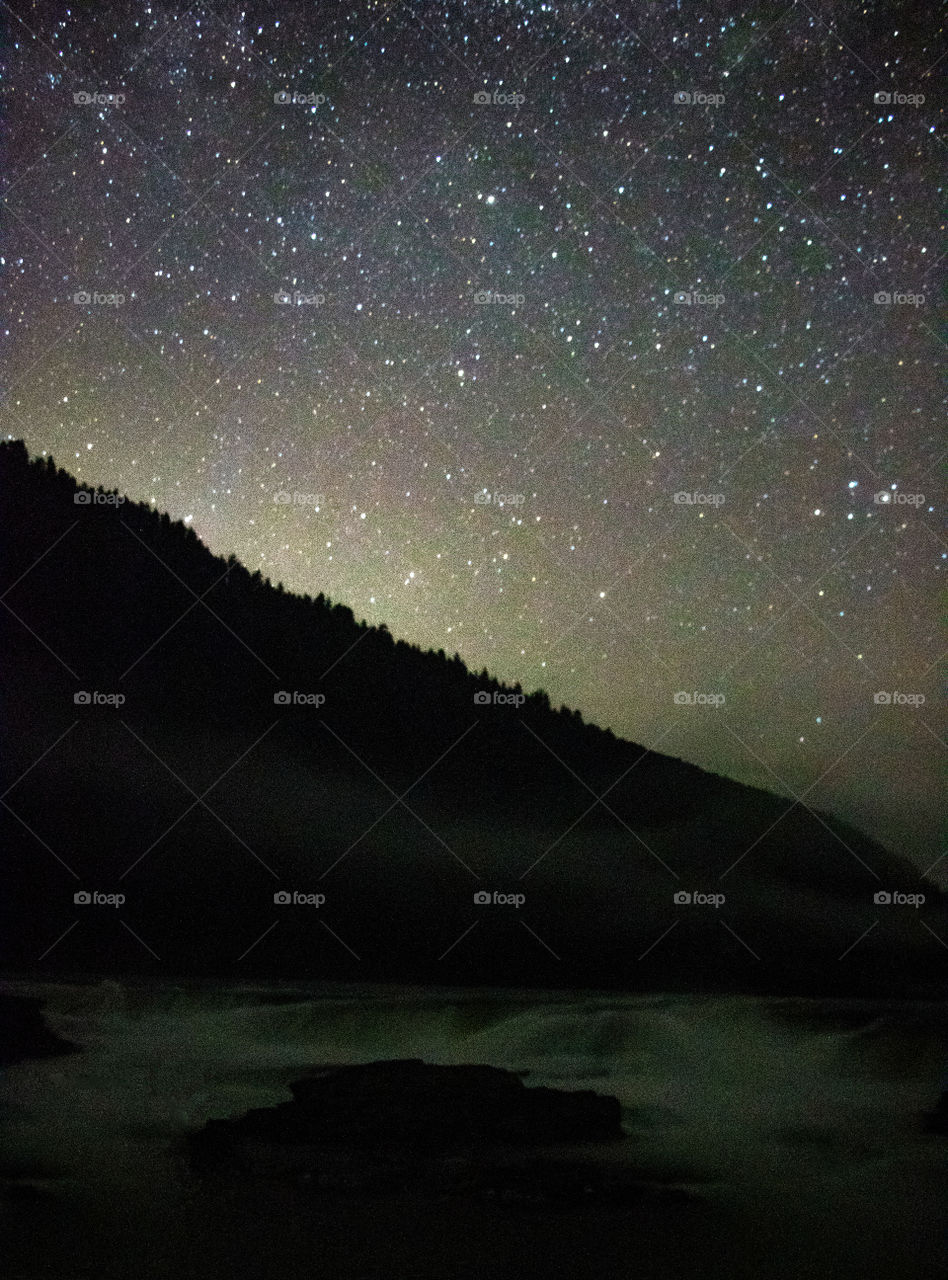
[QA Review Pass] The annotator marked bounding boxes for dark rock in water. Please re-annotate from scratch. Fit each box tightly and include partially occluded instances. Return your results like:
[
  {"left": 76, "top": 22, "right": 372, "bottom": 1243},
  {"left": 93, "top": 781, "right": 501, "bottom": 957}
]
[
  {"left": 0, "top": 992, "right": 77, "bottom": 1066},
  {"left": 188, "top": 1058, "right": 624, "bottom": 1185},
  {"left": 184, "top": 1060, "right": 695, "bottom": 1212},
  {"left": 191, "top": 1058, "right": 622, "bottom": 1161},
  {"left": 923, "top": 1091, "right": 948, "bottom": 1135},
  {"left": 288, "top": 1058, "right": 622, "bottom": 1143}
]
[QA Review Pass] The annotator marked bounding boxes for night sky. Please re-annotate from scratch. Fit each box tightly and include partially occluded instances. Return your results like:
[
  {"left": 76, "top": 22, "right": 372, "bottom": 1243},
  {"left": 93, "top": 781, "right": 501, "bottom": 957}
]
[{"left": 1, "top": 3, "right": 944, "bottom": 875}]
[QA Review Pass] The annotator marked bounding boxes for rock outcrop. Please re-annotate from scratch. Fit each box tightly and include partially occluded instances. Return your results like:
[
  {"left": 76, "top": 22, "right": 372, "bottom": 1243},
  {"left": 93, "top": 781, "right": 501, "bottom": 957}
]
[
  {"left": 191, "top": 1058, "right": 621, "bottom": 1155},
  {"left": 188, "top": 1058, "right": 637, "bottom": 1207}
]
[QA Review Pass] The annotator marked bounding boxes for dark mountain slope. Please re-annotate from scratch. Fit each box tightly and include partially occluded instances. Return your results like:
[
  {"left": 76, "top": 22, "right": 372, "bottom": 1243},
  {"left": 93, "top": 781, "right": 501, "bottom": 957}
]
[{"left": 1, "top": 440, "right": 943, "bottom": 994}]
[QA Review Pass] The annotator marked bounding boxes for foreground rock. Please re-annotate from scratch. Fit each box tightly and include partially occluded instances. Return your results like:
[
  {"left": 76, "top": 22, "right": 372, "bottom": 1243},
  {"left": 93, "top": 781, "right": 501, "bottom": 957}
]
[
  {"left": 0, "top": 992, "right": 77, "bottom": 1067},
  {"left": 187, "top": 1058, "right": 660, "bottom": 1208},
  {"left": 192, "top": 1058, "right": 621, "bottom": 1154}
]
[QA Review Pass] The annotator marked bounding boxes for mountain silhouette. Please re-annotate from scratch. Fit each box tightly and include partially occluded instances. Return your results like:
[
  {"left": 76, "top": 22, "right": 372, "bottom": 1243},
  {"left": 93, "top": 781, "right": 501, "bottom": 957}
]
[{"left": 1, "top": 439, "right": 943, "bottom": 995}]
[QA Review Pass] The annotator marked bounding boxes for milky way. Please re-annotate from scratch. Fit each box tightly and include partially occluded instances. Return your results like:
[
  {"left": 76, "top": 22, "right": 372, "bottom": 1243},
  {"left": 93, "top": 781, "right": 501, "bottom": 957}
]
[{"left": 1, "top": 2, "right": 944, "bottom": 872}]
